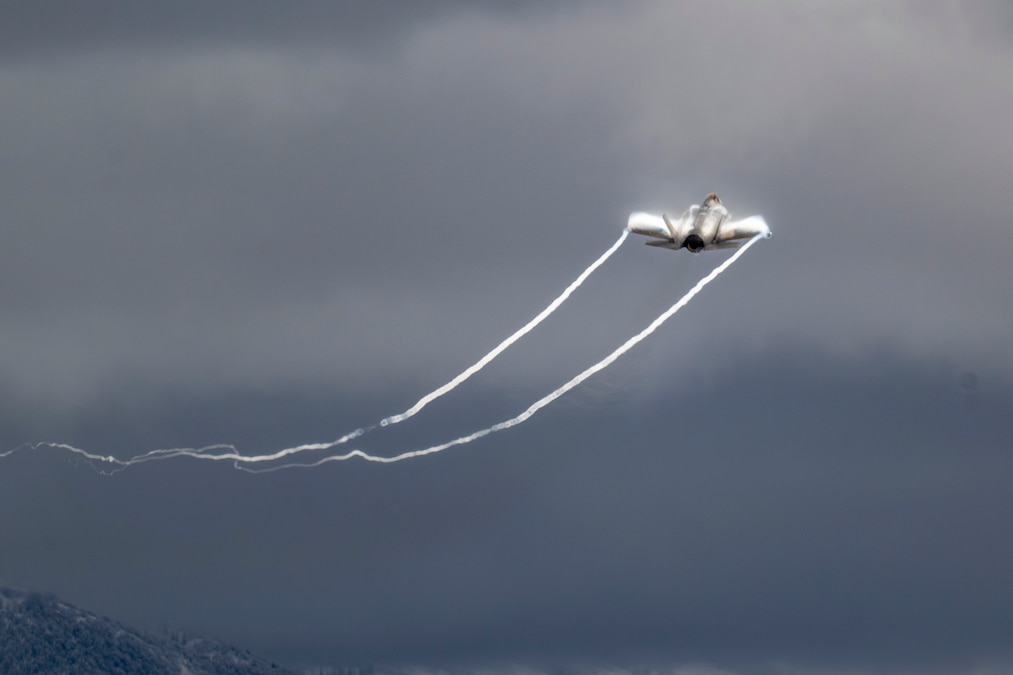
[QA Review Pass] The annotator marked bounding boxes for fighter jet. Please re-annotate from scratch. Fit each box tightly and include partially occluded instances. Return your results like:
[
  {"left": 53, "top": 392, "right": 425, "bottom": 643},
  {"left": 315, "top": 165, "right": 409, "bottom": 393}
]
[{"left": 627, "top": 193, "right": 770, "bottom": 253}]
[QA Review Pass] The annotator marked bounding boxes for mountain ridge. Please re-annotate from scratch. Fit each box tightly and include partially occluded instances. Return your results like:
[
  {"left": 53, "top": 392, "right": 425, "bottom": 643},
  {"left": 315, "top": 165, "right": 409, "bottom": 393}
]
[{"left": 0, "top": 586, "right": 298, "bottom": 675}]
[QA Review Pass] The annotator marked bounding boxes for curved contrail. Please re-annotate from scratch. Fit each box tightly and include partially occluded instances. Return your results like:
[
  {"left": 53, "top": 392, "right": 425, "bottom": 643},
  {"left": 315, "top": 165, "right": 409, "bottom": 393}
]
[
  {"left": 9, "top": 229, "right": 631, "bottom": 472},
  {"left": 378, "top": 228, "right": 630, "bottom": 427},
  {"left": 15, "top": 231, "right": 762, "bottom": 474},
  {"left": 240, "top": 231, "right": 766, "bottom": 471}
]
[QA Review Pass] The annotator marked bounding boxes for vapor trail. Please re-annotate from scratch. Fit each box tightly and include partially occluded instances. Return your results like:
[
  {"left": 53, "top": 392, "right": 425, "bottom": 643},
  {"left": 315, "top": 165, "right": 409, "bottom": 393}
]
[
  {"left": 15, "top": 233, "right": 760, "bottom": 473},
  {"left": 11, "top": 230, "right": 630, "bottom": 473},
  {"left": 237, "top": 232, "right": 766, "bottom": 471},
  {"left": 379, "top": 228, "right": 629, "bottom": 427}
]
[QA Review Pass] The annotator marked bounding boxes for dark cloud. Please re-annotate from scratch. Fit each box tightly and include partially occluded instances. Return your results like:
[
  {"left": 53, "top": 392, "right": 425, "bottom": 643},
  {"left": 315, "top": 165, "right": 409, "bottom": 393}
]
[{"left": 1, "top": 350, "right": 1011, "bottom": 672}]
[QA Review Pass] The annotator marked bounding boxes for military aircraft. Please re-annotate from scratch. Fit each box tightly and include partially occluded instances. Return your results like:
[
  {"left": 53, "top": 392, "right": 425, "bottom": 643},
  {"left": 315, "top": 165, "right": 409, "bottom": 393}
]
[{"left": 627, "top": 193, "right": 770, "bottom": 253}]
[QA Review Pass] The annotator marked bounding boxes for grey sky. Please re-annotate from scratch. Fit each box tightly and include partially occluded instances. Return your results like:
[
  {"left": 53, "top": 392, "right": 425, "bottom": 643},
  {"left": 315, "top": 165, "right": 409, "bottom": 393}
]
[
  {"left": 1, "top": 2, "right": 1012, "bottom": 673},
  {"left": 2, "top": 1, "right": 1011, "bottom": 401}
]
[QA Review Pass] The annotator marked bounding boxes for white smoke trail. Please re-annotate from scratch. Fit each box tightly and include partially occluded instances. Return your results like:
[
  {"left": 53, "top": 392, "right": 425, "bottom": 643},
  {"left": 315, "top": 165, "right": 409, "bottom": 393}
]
[
  {"left": 236, "top": 231, "right": 767, "bottom": 472},
  {"left": 379, "top": 228, "right": 629, "bottom": 427},
  {"left": 13, "top": 232, "right": 762, "bottom": 474},
  {"left": 9, "top": 230, "right": 630, "bottom": 473}
]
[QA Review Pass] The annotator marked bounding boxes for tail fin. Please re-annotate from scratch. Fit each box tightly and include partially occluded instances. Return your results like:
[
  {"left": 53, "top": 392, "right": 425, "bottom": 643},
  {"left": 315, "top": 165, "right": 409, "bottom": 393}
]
[{"left": 661, "top": 213, "right": 679, "bottom": 241}]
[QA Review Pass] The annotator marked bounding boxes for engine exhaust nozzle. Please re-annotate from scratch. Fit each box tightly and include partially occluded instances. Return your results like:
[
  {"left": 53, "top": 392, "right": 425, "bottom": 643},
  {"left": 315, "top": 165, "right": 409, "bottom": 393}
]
[{"left": 684, "top": 234, "right": 706, "bottom": 253}]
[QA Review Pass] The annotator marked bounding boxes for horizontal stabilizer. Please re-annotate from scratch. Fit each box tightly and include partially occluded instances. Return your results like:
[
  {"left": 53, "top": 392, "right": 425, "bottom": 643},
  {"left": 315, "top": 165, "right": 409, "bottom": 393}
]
[
  {"left": 645, "top": 239, "right": 681, "bottom": 250},
  {"left": 711, "top": 240, "right": 743, "bottom": 250}
]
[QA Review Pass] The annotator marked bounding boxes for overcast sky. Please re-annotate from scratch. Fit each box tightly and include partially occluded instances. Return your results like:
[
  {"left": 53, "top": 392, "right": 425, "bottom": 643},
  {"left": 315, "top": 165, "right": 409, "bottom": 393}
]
[{"left": 1, "top": 2, "right": 1012, "bottom": 673}]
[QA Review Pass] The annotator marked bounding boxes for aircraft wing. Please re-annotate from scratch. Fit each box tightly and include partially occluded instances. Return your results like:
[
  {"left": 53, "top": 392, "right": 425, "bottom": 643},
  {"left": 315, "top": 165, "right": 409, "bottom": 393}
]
[{"left": 713, "top": 215, "right": 770, "bottom": 243}]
